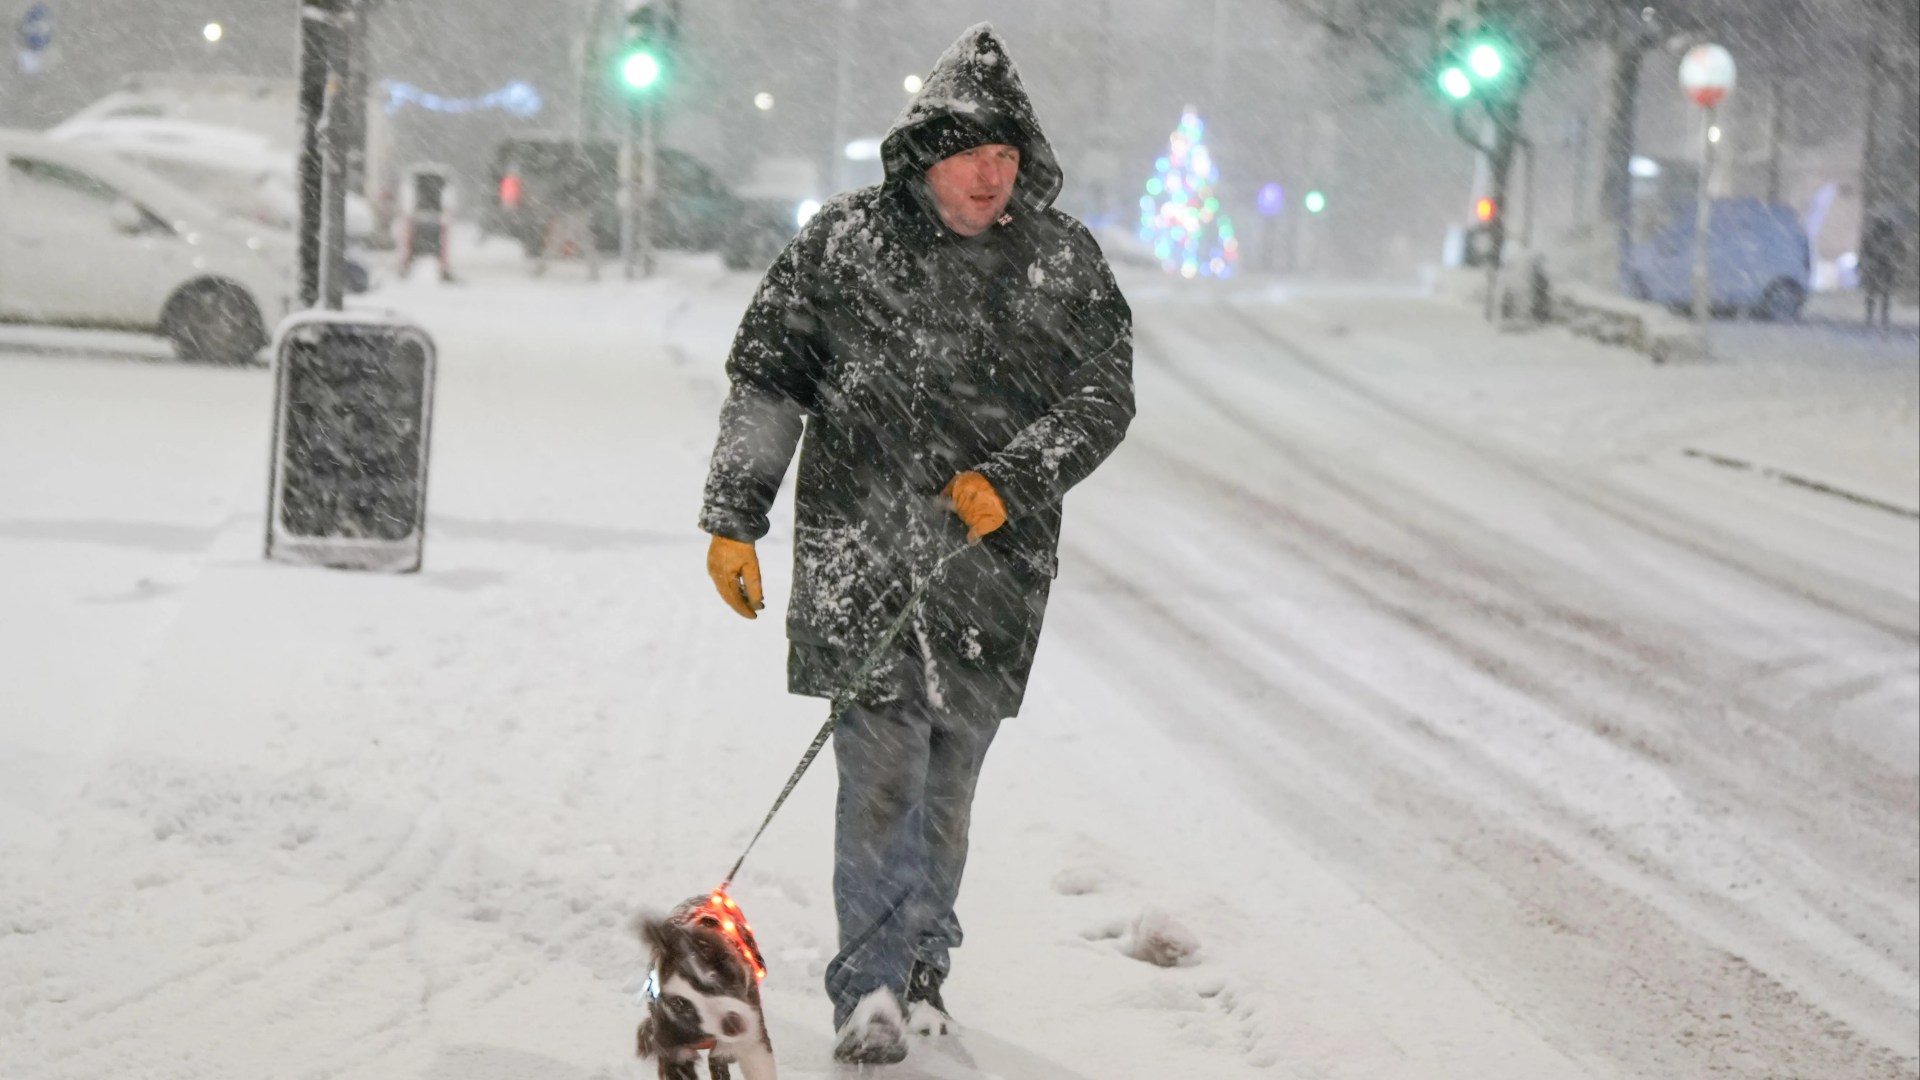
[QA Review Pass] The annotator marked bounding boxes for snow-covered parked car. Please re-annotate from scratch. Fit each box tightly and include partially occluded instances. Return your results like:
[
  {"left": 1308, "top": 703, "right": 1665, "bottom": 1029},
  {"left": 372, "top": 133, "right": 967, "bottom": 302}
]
[
  {"left": 0, "top": 129, "right": 291, "bottom": 365},
  {"left": 1626, "top": 197, "right": 1811, "bottom": 320},
  {"left": 48, "top": 117, "right": 377, "bottom": 243}
]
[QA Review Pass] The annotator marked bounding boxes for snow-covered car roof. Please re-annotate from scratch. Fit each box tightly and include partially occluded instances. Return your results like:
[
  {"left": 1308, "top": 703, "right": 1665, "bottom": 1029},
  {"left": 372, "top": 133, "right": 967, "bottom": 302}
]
[
  {"left": 0, "top": 128, "right": 277, "bottom": 244},
  {"left": 47, "top": 118, "right": 288, "bottom": 179}
]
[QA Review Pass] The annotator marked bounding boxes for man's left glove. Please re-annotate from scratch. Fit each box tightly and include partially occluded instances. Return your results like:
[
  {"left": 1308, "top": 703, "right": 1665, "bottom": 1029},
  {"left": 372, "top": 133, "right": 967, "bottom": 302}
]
[{"left": 942, "top": 471, "right": 1007, "bottom": 544}]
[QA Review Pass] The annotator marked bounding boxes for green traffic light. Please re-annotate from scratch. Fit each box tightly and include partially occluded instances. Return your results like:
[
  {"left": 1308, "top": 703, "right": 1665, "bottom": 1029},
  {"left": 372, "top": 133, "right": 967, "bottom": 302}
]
[
  {"left": 1440, "top": 66, "right": 1472, "bottom": 99},
  {"left": 1304, "top": 190, "right": 1327, "bottom": 214},
  {"left": 620, "top": 50, "right": 662, "bottom": 90},
  {"left": 1468, "top": 43, "right": 1504, "bottom": 80}
]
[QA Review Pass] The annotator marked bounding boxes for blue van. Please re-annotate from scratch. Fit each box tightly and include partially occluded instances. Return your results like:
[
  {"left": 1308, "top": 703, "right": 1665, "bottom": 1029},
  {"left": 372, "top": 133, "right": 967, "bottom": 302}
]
[{"left": 1626, "top": 197, "right": 1810, "bottom": 320}]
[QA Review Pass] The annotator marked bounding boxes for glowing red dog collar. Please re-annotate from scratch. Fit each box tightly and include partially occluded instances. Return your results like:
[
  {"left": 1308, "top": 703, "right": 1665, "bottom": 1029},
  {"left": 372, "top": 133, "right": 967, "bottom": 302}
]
[{"left": 696, "top": 889, "right": 768, "bottom": 984}]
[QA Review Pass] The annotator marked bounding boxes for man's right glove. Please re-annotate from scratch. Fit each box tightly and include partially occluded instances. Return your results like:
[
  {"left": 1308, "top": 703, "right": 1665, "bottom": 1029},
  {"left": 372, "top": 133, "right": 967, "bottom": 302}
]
[
  {"left": 942, "top": 471, "right": 1007, "bottom": 544},
  {"left": 706, "top": 535, "right": 764, "bottom": 620}
]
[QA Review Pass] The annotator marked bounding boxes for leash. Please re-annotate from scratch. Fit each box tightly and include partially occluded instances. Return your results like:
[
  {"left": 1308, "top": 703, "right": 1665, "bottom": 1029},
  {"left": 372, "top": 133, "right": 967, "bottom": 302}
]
[{"left": 720, "top": 543, "right": 970, "bottom": 890}]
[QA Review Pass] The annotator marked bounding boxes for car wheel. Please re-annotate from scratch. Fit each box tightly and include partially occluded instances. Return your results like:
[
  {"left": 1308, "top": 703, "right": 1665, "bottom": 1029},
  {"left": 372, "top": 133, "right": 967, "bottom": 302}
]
[
  {"left": 1756, "top": 279, "right": 1805, "bottom": 322},
  {"left": 163, "top": 282, "right": 266, "bottom": 367}
]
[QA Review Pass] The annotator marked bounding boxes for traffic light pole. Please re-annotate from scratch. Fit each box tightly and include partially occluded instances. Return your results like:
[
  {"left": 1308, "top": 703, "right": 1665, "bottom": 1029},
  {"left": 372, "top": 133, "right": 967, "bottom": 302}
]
[
  {"left": 619, "top": 97, "right": 636, "bottom": 277},
  {"left": 639, "top": 96, "right": 658, "bottom": 278},
  {"left": 619, "top": 97, "right": 659, "bottom": 280}
]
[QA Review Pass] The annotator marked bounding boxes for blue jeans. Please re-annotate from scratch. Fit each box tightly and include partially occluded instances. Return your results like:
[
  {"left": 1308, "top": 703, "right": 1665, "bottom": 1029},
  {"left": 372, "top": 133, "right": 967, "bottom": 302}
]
[{"left": 824, "top": 658, "right": 1005, "bottom": 1028}]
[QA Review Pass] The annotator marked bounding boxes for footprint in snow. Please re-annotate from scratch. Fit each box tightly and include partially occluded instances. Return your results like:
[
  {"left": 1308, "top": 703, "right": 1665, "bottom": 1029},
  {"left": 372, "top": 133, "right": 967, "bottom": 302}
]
[{"left": 1050, "top": 865, "right": 1111, "bottom": 896}]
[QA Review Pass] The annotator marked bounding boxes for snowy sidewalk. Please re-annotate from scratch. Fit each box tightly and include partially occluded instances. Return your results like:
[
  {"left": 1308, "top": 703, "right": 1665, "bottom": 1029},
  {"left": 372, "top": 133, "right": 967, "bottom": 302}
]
[
  {"left": 3, "top": 253, "right": 1913, "bottom": 1079},
  {"left": 0, "top": 259, "right": 1603, "bottom": 1080}
]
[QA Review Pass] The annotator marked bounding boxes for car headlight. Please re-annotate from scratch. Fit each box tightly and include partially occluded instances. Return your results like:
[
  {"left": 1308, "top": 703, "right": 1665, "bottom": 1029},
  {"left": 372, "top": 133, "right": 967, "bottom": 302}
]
[{"left": 796, "top": 200, "right": 822, "bottom": 229}]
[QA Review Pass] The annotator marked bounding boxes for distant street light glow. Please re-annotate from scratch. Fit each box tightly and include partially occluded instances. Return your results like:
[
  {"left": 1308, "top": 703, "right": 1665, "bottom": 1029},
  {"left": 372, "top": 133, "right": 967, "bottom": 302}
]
[
  {"left": 1467, "top": 43, "right": 1503, "bottom": 79},
  {"left": 203, "top": 22, "right": 223, "bottom": 43},
  {"left": 621, "top": 51, "right": 662, "bottom": 91},
  {"left": 754, "top": 92, "right": 775, "bottom": 111},
  {"left": 1256, "top": 182, "right": 1285, "bottom": 217},
  {"left": 1440, "top": 67, "right": 1472, "bottom": 100},
  {"left": 904, "top": 74, "right": 924, "bottom": 94},
  {"left": 1707, "top": 125, "right": 1723, "bottom": 143}
]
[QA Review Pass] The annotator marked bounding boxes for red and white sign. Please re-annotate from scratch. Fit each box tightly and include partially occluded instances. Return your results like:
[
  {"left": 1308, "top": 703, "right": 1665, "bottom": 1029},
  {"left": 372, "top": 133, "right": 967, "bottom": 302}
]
[{"left": 1680, "top": 44, "right": 1736, "bottom": 109}]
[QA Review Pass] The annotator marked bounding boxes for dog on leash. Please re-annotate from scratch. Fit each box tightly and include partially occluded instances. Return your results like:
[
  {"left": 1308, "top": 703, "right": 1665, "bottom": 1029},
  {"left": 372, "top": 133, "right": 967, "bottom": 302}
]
[{"left": 635, "top": 891, "right": 777, "bottom": 1080}]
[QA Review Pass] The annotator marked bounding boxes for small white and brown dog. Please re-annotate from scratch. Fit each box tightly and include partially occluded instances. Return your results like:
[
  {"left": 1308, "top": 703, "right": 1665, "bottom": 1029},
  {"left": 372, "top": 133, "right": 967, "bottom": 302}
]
[{"left": 634, "top": 891, "right": 777, "bottom": 1080}]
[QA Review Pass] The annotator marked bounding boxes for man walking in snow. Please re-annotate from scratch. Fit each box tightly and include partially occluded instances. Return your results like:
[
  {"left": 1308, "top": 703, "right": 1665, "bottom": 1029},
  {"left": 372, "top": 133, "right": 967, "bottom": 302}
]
[{"left": 696, "top": 23, "right": 1133, "bottom": 1066}]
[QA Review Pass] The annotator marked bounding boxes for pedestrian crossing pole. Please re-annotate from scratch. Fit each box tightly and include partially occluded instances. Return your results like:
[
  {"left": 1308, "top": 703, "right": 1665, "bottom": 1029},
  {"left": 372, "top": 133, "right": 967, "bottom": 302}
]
[{"left": 1680, "top": 44, "right": 1736, "bottom": 327}]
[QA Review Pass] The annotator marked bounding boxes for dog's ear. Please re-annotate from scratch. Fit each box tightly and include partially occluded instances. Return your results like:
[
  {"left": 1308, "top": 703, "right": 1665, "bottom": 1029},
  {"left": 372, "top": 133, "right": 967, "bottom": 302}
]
[
  {"left": 636, "top": 1015, "right": 657, "bottom": 1059},
  {"left": 633, "top": 912, "right": 683, "bottom": 957}
]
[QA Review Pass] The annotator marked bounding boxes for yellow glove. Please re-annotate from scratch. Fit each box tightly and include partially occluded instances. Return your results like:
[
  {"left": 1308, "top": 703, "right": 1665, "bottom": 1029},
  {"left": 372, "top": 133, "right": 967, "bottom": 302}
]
[
  {"left": 942, "top": 471, "right": 1007, "bottom": 544},
  {"left": 706, "top": 535, "right": 764, "bottom": 619}
]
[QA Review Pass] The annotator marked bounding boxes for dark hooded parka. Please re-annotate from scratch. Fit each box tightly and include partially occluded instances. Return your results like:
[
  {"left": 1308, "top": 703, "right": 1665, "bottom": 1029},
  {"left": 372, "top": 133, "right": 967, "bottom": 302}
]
[{"left": 698, "top": 23, "right": 1134, "bottom": 720}]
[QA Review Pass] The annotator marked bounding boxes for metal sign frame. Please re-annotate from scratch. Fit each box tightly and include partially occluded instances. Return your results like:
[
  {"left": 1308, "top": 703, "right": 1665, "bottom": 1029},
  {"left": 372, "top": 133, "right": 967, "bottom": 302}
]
[{"left": 266, "top": 310, "right": 437, "bottom": 573}]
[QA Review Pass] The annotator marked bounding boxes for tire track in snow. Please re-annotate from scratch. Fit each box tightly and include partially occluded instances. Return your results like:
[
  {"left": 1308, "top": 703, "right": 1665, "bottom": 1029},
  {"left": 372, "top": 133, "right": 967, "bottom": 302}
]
[
  {"left": 31, "top": 807, "right": 458, "bottom": 1080},
  {"left": 1217, "top": 300, "right": 1920, "bottom": 646},
  {"left": 1065, "top": 303, "right": 1919, "bottom": 1073},
  {"left": 1131, "top": 315, "right": 1918, "bottom": 883},
  {"left": 1060, "top": 523, "right": 1917, "bottom": 1079}
]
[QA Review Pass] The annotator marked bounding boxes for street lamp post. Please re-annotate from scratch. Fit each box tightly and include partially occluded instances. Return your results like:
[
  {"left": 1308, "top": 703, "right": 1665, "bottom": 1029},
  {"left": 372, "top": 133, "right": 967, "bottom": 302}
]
[{"left": 1681, "top": 44, "right": 1736, "bottom": 326}]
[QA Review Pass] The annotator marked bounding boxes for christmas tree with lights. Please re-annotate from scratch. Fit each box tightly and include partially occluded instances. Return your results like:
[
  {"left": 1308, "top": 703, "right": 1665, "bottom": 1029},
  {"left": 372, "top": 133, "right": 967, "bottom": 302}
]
[{"left": 1138, "top": 109, "right": 1239, "bottom": 278}]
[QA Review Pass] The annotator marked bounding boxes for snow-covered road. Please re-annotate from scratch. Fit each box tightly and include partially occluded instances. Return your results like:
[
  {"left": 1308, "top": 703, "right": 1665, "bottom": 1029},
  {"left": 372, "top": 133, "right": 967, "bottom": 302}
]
[{"left": 3, "top": 246, "right": 1915, "bottom": 1080}]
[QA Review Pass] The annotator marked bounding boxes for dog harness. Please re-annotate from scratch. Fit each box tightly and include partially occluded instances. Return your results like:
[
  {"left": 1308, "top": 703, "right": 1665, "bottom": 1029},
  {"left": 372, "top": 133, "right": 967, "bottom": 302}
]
[{"left": 696, "top": 890, "right": 769, "bottom": 983}]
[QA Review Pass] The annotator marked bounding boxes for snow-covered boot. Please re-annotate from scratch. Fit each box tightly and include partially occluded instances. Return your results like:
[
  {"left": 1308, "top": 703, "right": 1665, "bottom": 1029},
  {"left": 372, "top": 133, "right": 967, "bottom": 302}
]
[
  {"left": 905, "top": 960, "right": 953, "bottom": 1035},
  {"left": 833, "top": 988, "right": 909, "bottom": 1065}
]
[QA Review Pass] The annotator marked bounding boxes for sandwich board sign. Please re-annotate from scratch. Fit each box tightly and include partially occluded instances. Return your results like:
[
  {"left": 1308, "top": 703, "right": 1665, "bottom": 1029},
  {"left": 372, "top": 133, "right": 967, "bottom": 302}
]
[{"left": 266, "top": 311, "right": 437, "bottom": 572}]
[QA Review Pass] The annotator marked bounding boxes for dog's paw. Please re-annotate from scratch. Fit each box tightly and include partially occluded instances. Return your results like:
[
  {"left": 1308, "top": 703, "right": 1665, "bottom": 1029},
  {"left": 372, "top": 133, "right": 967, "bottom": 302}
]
[{"left": 905, "top": 1000, "right": 954, "bottom": 1037}]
